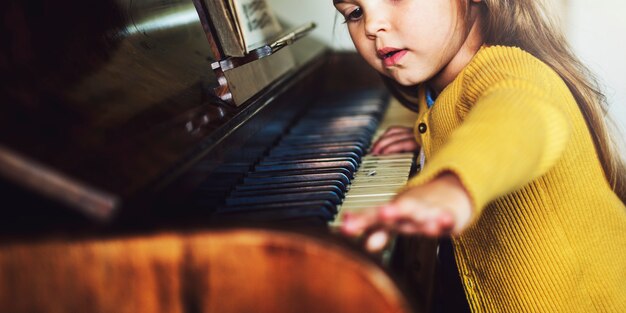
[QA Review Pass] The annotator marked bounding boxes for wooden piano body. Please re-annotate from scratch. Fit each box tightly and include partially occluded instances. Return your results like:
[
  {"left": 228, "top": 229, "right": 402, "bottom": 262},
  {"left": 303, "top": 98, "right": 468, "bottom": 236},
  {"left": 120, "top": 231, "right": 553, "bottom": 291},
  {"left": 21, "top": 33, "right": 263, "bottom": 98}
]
[
  {"left": 0, "top": 0, "right": 436, "bottom": 312},
  {"left": 0, "top": 229, "right": 412, "bottom": 313}
]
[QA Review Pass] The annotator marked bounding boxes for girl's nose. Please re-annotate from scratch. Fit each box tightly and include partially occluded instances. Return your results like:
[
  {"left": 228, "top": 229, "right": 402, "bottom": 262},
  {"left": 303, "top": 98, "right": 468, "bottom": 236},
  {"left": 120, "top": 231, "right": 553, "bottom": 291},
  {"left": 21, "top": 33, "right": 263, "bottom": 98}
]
[{"left": 364, "top": 10, "right": 389, "bottom": 39}]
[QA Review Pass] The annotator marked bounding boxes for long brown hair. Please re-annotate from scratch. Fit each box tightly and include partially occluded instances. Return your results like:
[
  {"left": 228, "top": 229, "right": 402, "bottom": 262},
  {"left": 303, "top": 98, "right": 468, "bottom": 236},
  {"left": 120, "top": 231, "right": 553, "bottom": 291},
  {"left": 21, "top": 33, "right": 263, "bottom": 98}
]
[
  {"left": 387, "top": 0, "right": 626, "bottom": 203},
  {"left": 481, "top": 0, "right": 626, "bottom": 203}
]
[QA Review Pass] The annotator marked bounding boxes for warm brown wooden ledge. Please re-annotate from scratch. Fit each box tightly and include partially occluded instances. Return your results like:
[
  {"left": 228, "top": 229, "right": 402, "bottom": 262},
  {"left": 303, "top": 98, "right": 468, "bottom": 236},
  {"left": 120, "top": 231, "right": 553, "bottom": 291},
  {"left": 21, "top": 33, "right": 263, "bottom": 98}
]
[{"left": 0, "top": 229, "right": 412, "bottom": 313}]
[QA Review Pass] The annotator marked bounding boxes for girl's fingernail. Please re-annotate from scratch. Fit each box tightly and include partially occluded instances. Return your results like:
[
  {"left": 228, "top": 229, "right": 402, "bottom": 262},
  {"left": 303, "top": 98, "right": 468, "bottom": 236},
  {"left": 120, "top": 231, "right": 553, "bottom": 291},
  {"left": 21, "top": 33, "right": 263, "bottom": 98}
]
[
  {"left": 366, "top": 230, "right": 389, "bottom": 252},
  {"left": 439, "top": 211, "right": 455, "bottom": 227},
  {"left": 424, "top": 221, "right": 439, "bottom": 236}
]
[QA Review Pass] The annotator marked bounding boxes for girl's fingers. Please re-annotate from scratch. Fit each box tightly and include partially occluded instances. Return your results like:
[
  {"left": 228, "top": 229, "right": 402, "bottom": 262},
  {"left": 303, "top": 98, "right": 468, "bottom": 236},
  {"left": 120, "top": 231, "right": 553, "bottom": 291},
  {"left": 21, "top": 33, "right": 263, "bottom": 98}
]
[
  {"left": 379, "top": 201, "right": 428, "bottom": 224},
  {"left": 381, "top": 126, "right": 412, "bottom": 136},
  {"left": 397, "top": 222, "right": 421, "bottom": 234},
  {"left": 364, "top": 229, "right": 391, "bottom": 253},
  {"left": 342, "top": 184, "right": 466, "bottom": 240},
  {"left": 379, "top": 139, "right": 419, "bottom": 155},
  {"left": 370, "top": 128, "right": 417, "bottom": 155},
  {"left": 423, "top": 220, "right": 442, "bottom": 237},
  {"left": 340, "top": 209, "right": 380, "bottom": 236},
  {"left": 371, "top": 133, "right": 416, "bottom": 155},
  {"left": 378, "top": 201, "right": 456, "bottom": 236},
  {"left": 437, "top": 210, "right": 455, "bottom": 232}
]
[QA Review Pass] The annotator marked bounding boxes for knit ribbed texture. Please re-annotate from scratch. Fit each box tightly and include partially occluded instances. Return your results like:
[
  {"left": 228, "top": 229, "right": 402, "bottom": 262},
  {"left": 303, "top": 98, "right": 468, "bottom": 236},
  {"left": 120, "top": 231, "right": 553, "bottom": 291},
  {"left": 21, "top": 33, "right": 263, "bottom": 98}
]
[{"left": 405, "top": 46, "right": 626, "bottom": 312}]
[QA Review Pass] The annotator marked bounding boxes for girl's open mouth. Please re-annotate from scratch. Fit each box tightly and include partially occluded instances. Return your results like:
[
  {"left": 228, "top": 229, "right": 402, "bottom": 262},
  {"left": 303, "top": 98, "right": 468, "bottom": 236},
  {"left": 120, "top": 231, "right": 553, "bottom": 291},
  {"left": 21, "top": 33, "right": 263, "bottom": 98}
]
[{"left": 378, "top": 48, "right": 408, "bottom": 67}]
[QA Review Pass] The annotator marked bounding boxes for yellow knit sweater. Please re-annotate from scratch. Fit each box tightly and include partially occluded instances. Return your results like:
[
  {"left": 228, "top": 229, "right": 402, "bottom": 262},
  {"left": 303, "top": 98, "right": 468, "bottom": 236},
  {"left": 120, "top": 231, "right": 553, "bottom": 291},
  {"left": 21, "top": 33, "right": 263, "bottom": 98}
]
[{"left": 405, "top": 46, "right": 626, "bottom": 312}]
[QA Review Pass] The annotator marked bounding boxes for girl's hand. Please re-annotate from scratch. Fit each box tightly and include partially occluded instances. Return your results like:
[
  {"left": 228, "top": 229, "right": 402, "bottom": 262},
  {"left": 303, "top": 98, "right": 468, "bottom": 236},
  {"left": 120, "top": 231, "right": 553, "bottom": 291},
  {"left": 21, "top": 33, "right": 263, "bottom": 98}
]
[
  {"left": 341, "top": 172, "right": 473, "bottom": 252},
  {"left": 370, "top": 126, "right": 419, "bottom": 155}
]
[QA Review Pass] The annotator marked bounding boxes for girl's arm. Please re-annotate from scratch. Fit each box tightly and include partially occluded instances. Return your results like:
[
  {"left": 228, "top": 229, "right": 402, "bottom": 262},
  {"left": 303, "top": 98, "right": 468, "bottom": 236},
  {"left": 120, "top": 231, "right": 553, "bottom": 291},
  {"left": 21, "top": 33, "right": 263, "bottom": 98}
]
[
  {"left": 342, "top": 79, "right": 572, "bottom": 249},
  {"left": 410, "top": 80, "right": 572, "bottom": 222}
]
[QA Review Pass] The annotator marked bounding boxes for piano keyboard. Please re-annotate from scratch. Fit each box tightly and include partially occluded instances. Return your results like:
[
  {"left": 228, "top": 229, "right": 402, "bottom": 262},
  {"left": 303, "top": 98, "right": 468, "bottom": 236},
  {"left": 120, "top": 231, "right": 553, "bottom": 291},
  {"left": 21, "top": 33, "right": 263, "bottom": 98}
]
[
  {"left": 333, "top": 94, "right": 418, "bottom": 226},
  {"left": 198, "top": 90, "right": 418, "bottom": 226}
]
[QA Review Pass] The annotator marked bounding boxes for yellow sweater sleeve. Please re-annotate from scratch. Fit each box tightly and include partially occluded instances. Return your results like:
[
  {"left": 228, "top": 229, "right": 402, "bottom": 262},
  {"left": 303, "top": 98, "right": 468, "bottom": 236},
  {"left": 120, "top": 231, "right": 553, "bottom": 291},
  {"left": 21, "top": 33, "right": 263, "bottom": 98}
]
[{"left": 405, "top": 79, "right": 572, "bottom": 220}]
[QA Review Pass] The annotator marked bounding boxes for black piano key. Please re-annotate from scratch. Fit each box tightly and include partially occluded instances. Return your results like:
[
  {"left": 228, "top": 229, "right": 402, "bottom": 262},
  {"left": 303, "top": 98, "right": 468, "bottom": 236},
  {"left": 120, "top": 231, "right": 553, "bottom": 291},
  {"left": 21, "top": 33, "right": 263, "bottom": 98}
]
[
  {"left": 218, "top": 200, "right": 336, "bottom": 214},
  {"left": 288, "top": 125, "right": 376, "bottom": 132},
  {"left": 258, "top": 157, "right": 359, "bottom": 171},
  {"left": 287, "top": 118, "right": 378, "bottom": 130},
  {"left": 289, "top": 126, "right": 377, "bottom": 136},
  {"left": 279, "top": 135, "right": 371, "bottom": 146},
  {"left": 287, "top": 128, "right": 375, "bottom": 137},
  {"left": 246, "top": 167, "right": 354, "bottom": 179},
  {"left": 229, "top": 185, "right": 344, "bottom": 199},
  {"left": 271, "top": 145, "right": 368, "bottom": 159},
  {"left": 296, "top": 109, "right": 376, "bottom": 119},
  {"left": 299, "top": 123, "right": 373, "bottom": 130},
  {"left": 234, "top": 179, "right": 348, "bottom": 192},
  {"left": 225, "top": 190, "right": 342, "bottom": 206},
  {"left": 215, "top": 206, "right": 334, "bottom": 223},
  {"left": 254, "top": 161, "right": 357, "bottom": 174},
  {"left": 292, "top": 116, "right": 379, "bottom": 127},
  {"left": 307, "top": 103, "right": 385, "bottom": 115},
  {"left": 274, "top": 139, "right": 369, "bottom": 149},
  {"left": 276, "top": 140, "right": 370, "bottom": 151},
  {"left": 269, "top": 145, "right": 364, "bottom": 157},
  {"left": 243, "top": 173, "right": 350, "bottom": 187},
  {"left": 263, "top": 152, "right": 362, "bottom": 163},
  {"left": 281, "top": 131, "right": 372, "bottom": 139}
]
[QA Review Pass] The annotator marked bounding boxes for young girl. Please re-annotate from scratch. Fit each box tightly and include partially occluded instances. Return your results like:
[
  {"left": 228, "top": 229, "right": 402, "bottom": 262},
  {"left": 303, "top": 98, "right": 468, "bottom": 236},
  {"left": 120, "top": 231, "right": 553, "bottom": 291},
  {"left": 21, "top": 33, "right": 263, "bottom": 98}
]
[{"left": 333, "top": 0, "right": 626, "bottom": 312}]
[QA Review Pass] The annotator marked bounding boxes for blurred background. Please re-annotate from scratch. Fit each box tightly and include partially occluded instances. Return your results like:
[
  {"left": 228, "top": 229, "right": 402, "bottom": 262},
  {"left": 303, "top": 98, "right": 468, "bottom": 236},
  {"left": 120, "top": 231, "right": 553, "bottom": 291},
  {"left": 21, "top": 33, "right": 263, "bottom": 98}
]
[{"left": 269, "top": 0, "right": 626, "bottom": 151}]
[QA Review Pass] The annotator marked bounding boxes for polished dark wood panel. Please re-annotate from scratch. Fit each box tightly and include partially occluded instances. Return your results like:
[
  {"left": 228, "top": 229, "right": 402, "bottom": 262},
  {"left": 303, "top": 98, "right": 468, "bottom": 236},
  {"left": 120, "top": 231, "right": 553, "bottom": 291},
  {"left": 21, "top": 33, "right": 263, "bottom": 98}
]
[
  {"left": 0, "top": 229, "right": 412, "bottom": 313},
  {"left": 0, "top": 0, "right": 331, "bottom": 222},
  {"left": 1, "top": 0, "right": 222, "bottom": 208}
]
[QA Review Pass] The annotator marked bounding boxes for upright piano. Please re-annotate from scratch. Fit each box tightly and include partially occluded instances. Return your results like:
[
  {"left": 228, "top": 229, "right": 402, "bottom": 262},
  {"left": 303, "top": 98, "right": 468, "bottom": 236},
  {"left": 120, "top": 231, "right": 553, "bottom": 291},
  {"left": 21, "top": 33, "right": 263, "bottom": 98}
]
[{"left": 0, "top": 1, "right": 437, "bottom": 312}]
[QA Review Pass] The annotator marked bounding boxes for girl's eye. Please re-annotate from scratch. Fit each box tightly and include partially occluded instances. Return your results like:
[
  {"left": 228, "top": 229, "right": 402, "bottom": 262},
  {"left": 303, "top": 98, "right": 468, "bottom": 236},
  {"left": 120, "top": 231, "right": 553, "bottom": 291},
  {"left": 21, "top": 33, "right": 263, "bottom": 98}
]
[{"left": 344, "top": 7, "right": 363, "bottom": 23}]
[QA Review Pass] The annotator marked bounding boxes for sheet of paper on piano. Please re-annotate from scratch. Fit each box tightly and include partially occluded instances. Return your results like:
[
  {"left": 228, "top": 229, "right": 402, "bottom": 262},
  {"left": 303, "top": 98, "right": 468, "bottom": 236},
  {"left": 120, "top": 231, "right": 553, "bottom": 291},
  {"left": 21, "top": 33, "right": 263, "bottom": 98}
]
[
  {"left": 202, "top": 0, "right": 283, "bottom": 57},
  {"left": 230, "top": 0, "right": 283, "bottom": 53}
]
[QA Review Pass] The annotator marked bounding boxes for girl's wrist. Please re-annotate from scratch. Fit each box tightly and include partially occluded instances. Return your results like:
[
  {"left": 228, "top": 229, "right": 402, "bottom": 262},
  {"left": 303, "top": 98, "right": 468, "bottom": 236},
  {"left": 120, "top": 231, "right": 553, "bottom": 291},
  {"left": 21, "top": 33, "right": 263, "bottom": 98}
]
[{"left": 434, "top": 171, "right": 474, "bottom": 232}]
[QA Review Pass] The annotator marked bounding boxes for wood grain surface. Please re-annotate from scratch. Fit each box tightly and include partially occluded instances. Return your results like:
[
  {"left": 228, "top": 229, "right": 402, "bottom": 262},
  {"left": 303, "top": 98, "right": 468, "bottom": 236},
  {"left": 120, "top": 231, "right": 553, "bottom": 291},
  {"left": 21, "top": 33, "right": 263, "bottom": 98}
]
[{"left": 0, "top": 229, "right": 412, "bottom": 313}]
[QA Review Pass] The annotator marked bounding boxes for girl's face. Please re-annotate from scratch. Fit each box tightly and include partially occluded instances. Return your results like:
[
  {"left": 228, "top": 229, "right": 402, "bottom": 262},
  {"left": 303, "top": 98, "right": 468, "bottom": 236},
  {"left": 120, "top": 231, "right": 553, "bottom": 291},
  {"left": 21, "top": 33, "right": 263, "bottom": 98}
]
[{"left": 334, "top": 0, "right": 483, "bottom": 89}]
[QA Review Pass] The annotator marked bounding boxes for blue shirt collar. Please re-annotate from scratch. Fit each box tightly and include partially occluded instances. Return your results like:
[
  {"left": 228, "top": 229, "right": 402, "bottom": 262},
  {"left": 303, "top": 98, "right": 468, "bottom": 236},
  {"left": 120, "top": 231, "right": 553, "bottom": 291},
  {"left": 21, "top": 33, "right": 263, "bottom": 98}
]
[{"left": 425, "top": 87, "right": 437, "bottom": 108}]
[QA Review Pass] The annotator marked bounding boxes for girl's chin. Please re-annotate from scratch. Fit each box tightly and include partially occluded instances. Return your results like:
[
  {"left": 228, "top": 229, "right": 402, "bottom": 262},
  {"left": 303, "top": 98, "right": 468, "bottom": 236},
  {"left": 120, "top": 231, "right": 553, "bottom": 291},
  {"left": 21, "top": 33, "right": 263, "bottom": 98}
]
[
  {"left": 378, "top": 67, "right": 423, "bottom": 86},
  {"left": 380, "top": 68, "right": 418, "bottom": 85},
  {"left": 389, "top": 74, "right": 422, "bottom": 86}
]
